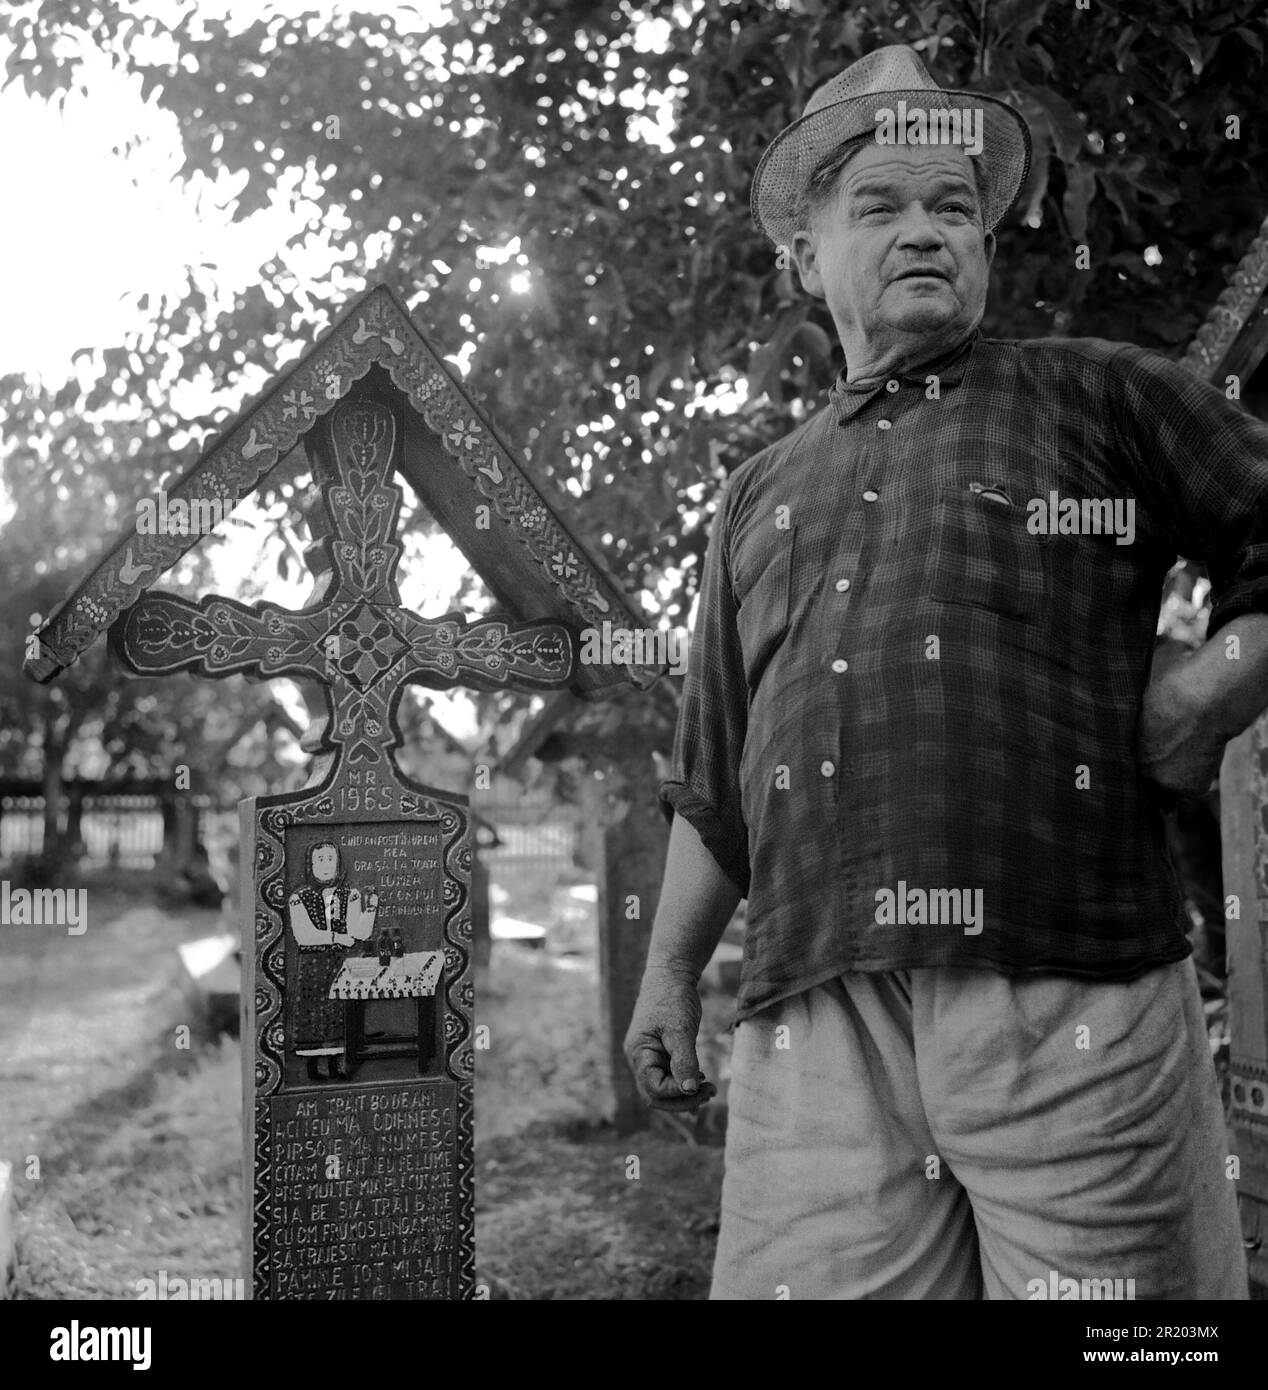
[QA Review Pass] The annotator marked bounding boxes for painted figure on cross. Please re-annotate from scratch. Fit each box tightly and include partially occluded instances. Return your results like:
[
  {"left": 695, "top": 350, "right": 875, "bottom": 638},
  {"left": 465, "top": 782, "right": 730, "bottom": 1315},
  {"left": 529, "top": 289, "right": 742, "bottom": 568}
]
[{"left": 288, "top": 838, "right": 378, "bottom": 1080}]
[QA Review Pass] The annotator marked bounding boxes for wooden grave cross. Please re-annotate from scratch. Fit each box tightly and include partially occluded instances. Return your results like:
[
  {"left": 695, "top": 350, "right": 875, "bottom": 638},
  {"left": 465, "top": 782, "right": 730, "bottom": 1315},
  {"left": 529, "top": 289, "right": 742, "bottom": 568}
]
[
  {"left": 117, "top": 390, "right": 576, "bottom": 1302},
  {"left": 23, "top": 282, "right": 664, "bottom": 1302}
]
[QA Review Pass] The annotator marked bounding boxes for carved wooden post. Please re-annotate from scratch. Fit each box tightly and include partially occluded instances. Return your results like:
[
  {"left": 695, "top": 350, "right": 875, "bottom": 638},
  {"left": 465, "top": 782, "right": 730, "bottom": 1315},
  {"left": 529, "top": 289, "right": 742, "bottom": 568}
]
[
  {"left": 1221, "top": 719, "right": 1268, "bottom": 1286},
  {"left": 1184, "top": 212, "right": 1268, "bottom": 1288}
]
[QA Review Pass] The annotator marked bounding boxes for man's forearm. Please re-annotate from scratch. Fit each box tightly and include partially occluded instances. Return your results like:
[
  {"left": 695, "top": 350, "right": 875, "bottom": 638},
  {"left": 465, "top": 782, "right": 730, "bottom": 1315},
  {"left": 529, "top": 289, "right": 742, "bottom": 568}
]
[
  {"left": 1179, "top": 612, "right": 1268, "bottom": 741},
  {"left": 644, "top": 811, "right": 742, "bottom": 982}
]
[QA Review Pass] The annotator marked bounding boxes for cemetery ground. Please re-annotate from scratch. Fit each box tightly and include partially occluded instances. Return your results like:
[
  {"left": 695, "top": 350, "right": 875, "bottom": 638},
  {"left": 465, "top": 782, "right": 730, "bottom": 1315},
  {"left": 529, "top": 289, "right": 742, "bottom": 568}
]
[{"left": 0, "top": 872, "right": 725, "bottom": 1301}]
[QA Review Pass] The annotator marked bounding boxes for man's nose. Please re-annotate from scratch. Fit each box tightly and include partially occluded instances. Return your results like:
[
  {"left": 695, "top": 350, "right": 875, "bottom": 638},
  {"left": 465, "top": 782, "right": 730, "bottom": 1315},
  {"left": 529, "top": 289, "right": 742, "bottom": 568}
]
[{"left": 894, "top": 205, "right": 946, "bottom": 248}]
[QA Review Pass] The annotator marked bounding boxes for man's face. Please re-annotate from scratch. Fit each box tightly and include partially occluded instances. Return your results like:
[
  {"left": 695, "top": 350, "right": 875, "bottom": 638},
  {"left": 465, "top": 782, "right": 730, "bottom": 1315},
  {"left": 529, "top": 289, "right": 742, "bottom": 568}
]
[
  {"left": 312, "top": 844, "right": 339, "bottom": 884},
  {"left": 792, "top": 142, "right": 995, "bottom": 351}
]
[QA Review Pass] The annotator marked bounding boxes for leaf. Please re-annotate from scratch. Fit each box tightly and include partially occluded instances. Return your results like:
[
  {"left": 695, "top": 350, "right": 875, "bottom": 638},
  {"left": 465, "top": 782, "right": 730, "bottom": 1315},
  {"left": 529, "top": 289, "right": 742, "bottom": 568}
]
[
  {"left": 792, "top": 321, "right": 833, "bottom": 363},
  {"left": 1168, "top": 24, "right": 1204, "bottom": 76},
  {"left": 1113, "top": 23, "right": 1140, "bottom": 72},
  {"left": 1062, "top": 163, "right": 1096, "bottom": 243},
  {"left": 1014, "top": 118, "right": 1053, "bottom": 225},
  {"left": 1095, "top": 169, "right": 1133, "bottom": 227},
  {"left": 746, "top": 306, "right": 808, "bottom": 402},
  {"left": 1017, "top": 85, "right": 1086, "bottom": 165}
]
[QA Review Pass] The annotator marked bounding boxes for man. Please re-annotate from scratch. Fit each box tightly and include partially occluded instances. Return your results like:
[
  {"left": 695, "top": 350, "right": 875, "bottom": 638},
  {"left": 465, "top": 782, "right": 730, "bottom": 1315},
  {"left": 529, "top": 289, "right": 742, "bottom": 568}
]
[{"left": 625, "top": 44, "right": 1268, "bottom": 1299}]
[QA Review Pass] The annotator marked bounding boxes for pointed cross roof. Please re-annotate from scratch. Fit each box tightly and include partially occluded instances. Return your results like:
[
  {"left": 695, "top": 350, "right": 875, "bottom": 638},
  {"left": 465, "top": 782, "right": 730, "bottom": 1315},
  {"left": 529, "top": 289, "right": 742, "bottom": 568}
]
[{"left": 24, "top": 282, "right": 662, "bottom": 697}]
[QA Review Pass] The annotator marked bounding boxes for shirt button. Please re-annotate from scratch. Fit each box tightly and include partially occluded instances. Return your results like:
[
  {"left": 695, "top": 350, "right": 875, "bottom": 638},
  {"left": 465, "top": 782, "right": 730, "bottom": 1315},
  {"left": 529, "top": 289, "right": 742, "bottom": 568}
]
[
  {"left": 835, "top": 578, "right": 851, "bottom": 592},
  {"left": 877, "top": 418, "right": 892, "bottom": 430},
  {"left": 886, "top": 379, "right": 899, "bottom": 393},
  {"left": 820, "top": 760, "right": 836, "bottom": 778},
  {"left": 862, "top": 489, "right": 879, "bottom": 502},
  {"left": 831, "top": 658, "right": 848, "bottom": 673}
]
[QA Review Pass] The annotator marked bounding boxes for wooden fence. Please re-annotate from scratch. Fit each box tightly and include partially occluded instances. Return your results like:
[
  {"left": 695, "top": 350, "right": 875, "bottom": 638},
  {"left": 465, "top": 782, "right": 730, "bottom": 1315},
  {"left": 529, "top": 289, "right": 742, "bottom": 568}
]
[
  {"left": 0, "top": 781, "right": 580, "bottom": 884},
  {"left": 0, "top": 789, "right": 216, "bottom": 869},
  {"left": 470, "top": 786, "right": 580, "bottom": 877}
]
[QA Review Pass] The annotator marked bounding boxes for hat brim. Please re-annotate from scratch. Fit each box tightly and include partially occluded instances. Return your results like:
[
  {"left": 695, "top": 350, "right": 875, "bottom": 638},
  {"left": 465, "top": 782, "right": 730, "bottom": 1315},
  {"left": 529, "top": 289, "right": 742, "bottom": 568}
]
[{"left": 751, "top": 87, "right": 1032, "bottom": 245}]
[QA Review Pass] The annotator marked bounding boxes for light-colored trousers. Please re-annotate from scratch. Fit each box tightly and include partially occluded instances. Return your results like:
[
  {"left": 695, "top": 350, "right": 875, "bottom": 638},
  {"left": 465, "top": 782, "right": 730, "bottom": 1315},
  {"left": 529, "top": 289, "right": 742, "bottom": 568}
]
[{"left": 711, "top": 958, "right": 1249, "bottom": 1300}]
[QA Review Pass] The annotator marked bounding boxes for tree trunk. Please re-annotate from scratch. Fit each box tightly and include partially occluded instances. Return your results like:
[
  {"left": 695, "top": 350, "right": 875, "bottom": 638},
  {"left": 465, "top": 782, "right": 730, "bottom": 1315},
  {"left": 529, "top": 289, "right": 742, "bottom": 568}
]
[
  {"left": 40, "top": 707, "right": 65, "bottom": 865},
  {"left": 65, "top": 783, "right": 86, "bottom": 860}
]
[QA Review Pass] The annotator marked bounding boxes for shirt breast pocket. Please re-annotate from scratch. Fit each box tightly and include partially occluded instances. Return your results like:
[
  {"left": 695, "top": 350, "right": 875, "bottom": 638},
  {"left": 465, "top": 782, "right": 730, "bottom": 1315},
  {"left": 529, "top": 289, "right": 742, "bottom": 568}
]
[
  {"left": 927, "top": 485, "right": 1045, "bottom": 620},
  {"left": 733, "top": 531, "right": 795, "bottom": 691}
]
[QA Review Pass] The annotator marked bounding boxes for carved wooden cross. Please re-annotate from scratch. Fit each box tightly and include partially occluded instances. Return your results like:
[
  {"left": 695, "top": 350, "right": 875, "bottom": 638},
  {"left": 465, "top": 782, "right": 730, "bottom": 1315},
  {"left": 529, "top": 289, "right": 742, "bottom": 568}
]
[
  {"left": 25, "top": 284, "right": 654, "bottom": 1302},
  {"left": 111, "top": 391, "right": 577, "bottom": 771},
  {"left": 109, "top": 385, "right": 574, "bottom": 1301}
]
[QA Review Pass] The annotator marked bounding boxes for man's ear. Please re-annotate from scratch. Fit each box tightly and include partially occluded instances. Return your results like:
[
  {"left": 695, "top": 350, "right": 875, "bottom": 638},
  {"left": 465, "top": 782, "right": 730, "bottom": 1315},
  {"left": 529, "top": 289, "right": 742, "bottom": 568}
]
[
  {"left": 983, "top": 230, "right": 997, "bottom": 269},
  {"left": 791, "top": 230, "right": 825, "bottom": 299}
]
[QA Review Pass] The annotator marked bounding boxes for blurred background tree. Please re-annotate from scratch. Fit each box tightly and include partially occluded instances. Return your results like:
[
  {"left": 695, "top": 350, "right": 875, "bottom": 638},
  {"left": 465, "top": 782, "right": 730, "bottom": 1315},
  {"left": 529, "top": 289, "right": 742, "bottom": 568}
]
[{"left": 3, "top": 0, "right": 1266, "bottom": 826}]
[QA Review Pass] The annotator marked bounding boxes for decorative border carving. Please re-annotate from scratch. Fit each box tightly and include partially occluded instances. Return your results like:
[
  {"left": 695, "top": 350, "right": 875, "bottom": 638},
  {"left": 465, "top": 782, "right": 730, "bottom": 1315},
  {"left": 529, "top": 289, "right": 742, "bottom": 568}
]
[
  {"left": 1182, "top": 210, "right": 1268, "bottom": 381},
  {"left": 25, "top": 284, "right": 661, "bottom": 691},
  {"left": 1230, "top": 1059, "right": 1268, "bottom": 1129},
  {"left": 1252, "top": 718, "right": 1268, "bottom": 903},
  {"left": 248, "top": 768, "right": 473, "bottom": 1300}
]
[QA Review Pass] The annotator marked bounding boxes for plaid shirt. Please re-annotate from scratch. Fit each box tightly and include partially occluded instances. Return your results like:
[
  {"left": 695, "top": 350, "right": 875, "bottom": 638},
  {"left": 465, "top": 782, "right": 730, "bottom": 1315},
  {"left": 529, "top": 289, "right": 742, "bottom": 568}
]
[{"left": 660, "top": 332, "right": 1268, "bottom": 1021}]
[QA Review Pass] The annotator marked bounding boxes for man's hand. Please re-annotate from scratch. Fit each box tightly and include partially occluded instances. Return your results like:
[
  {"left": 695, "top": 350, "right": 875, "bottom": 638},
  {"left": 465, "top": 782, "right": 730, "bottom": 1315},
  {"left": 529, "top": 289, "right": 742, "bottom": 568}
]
[
  {"left": 1135, "top": 665, "right": 1225, "bottom": 797},
  {"left": 624, "top": 966, "right": 718, "bottom": 1112}
]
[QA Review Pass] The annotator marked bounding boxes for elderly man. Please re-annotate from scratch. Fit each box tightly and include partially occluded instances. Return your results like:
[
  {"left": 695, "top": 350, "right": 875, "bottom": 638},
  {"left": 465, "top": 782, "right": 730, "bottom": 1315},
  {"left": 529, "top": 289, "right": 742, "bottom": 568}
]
[{"left": 625, "top": 45, "right": 1267, "bottom": 1300}]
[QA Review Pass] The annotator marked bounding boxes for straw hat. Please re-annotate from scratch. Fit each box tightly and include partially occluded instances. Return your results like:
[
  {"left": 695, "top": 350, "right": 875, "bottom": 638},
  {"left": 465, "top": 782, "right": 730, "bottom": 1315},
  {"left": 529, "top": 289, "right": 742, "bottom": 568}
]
[{"left": 751, "top": 44, "right": 1031, "bottom": 246}]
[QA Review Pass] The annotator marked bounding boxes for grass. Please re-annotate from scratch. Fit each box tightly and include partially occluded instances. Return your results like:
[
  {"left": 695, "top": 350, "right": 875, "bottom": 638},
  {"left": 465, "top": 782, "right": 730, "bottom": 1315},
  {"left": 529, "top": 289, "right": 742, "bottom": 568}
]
[
  {"left": 3, "top": 873, "right": 1257, "bottom": 1301},
  {"left": 1, "top": 879, "right": 724, "bottom": 1300},
  {"left": 473, "top": 947, "right": 725, "bottom": 1299}
]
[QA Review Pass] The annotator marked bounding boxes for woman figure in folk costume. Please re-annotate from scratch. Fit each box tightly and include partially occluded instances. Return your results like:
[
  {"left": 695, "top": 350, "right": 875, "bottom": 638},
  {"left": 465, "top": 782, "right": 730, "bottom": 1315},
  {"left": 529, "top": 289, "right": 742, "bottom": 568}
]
[{"left": 287, "top": 839, "right": 378, "bottom": 1080}]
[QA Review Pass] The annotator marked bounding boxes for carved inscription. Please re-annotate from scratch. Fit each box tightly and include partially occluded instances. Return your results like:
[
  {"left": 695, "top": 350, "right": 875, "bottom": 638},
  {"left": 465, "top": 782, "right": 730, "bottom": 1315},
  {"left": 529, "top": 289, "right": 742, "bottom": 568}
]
[
  {"left": 269, "top": 1080, "right": 459, "bottom": 1300},
  {"left": 343, "top": 822, "right": 445, "bottom": 939}
]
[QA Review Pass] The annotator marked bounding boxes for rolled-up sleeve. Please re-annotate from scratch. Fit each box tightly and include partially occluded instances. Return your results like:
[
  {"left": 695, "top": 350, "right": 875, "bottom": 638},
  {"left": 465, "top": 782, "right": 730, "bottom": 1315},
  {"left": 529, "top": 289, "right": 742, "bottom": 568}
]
[
  {"left": 1111, "top": 345, "right": 1268, "bottom": 637},
  {"left": 658, "top": 481, "right": 751, "bottom": 895}
]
